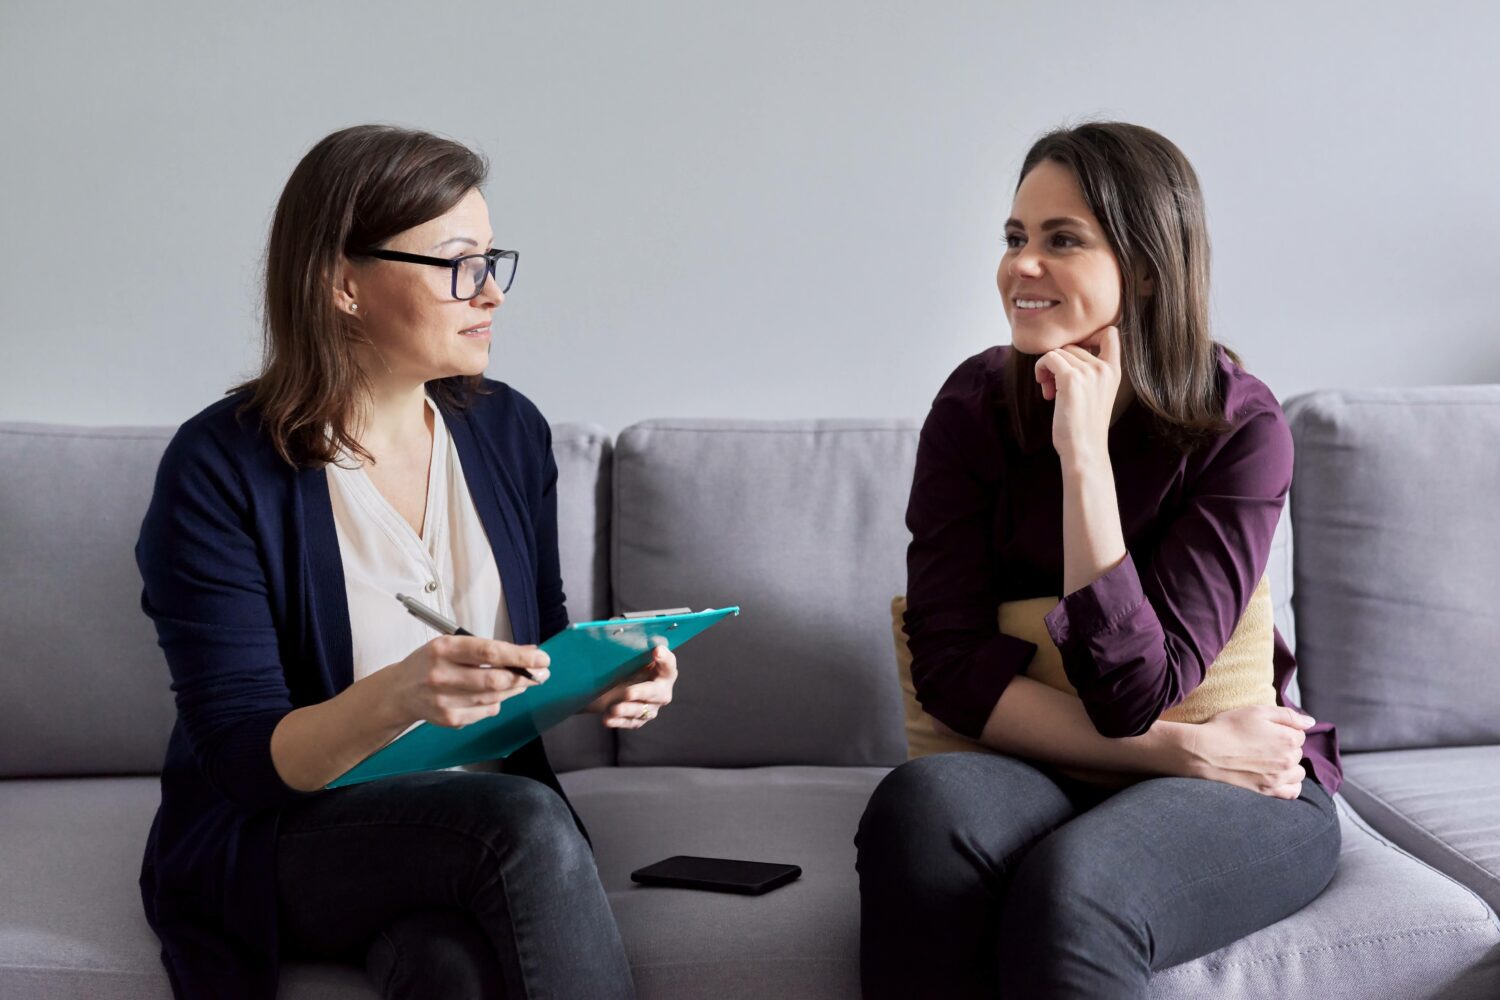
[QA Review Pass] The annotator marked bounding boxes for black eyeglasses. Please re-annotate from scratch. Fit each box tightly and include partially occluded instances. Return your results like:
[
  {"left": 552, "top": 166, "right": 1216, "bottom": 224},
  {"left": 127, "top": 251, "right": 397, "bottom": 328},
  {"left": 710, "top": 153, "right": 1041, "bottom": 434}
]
[{"left": 354, "top": 247, "right": 518, "bottom": 300}]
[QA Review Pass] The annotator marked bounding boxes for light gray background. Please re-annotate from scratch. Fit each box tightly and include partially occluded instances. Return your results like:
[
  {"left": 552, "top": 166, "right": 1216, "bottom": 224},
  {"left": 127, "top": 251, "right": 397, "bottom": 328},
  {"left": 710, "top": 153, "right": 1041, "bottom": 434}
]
[{"left": 2, "top": 1, "right": 1496, "bottom": 431}]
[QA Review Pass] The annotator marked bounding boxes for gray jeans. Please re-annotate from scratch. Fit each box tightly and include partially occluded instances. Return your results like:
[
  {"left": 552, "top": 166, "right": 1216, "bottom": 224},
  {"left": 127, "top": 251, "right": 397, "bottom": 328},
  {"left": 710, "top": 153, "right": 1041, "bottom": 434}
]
[
  {"left": 275, "top": 770, "right": 634, "bottom": 1000},
  {"left": 855, "top": 753, "right": 1340, "bottom": 999}
]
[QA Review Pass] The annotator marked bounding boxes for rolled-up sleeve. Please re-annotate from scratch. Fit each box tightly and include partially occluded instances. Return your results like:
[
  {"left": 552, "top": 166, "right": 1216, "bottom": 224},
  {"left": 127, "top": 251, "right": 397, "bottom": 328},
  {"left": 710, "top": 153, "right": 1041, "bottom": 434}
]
[
  {"left": 1043, "top": 400, "right": 1294, "bottom": 737},
  {"left": 136, "top": 428, "right": 308, "bottom": 811},
  {"left": 904, "top": 362, "right": 1038, "bottom": 739}
]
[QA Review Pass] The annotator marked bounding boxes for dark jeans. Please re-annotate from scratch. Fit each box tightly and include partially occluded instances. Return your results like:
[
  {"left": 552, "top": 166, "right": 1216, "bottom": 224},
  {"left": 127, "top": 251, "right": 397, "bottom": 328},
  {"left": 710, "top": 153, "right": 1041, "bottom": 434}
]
[
  {"left": 855, "top": 753, "right": 1340, "bottom": 1000},
  {"left": 275, "top": 770, "right": 634, "bottom": 1000}
]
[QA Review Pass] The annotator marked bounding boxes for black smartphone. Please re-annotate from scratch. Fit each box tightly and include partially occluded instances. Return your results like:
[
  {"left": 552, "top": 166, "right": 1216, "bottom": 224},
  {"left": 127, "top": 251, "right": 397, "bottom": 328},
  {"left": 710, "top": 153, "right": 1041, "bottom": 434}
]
[{"left": 630, "top": 855, "right": 802, "bottom": 895}]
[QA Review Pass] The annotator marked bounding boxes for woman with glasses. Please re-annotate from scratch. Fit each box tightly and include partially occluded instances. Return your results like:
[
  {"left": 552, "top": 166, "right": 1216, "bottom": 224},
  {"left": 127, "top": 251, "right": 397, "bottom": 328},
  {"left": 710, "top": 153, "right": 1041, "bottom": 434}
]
[
  {"left": 136, "top": 124, "right": 660, "bottom": 999},
  {"left": 857, "top": 122, "right": 1343, "bottom": 998}
]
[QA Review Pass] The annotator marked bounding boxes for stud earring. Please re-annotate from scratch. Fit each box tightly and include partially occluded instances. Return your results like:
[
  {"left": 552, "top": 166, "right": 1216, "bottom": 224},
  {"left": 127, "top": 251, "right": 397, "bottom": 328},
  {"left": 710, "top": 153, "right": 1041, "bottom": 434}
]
[{"left": 350, "top": 303, "right": 359, "bottom": 312}]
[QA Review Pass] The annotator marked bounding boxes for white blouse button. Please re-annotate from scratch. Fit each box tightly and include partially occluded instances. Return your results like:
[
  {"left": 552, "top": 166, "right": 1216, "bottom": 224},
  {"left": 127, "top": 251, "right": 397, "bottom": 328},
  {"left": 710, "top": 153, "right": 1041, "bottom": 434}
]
[{"left": 424, "top": 580, "right": 438, "bottom": 593}]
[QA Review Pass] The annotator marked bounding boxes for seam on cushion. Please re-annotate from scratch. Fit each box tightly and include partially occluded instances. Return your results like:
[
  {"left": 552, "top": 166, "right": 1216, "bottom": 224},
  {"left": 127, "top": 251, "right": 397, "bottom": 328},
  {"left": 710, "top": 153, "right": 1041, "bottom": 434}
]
[
  {"left": 1336, "top": 795, "right": 1500, "bottom": 930},
  {"left": 1154, "top": 924, "right": 1496, "bottom": 977},
  {"left": 0, "top": 964, "right": 163, "bottom": 977},
  {"left": 1341, "top": 778, "right": 1500, "bottom": 888},
  {"left": 0, "top": 427, "right": 172, "bottom": 442}
]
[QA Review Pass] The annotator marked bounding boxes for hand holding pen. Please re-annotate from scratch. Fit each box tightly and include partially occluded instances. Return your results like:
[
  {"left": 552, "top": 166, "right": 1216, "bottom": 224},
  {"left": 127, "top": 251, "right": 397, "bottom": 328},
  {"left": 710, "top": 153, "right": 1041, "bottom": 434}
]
[{"left": 385, "top": 593, "right": 549, "bottom": 729}]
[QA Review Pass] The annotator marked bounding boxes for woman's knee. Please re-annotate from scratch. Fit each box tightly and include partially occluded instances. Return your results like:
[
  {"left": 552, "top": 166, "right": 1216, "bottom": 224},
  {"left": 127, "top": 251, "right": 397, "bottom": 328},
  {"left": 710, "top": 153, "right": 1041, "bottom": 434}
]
[
  {"left": 366, "top": 909, "right": 505, "bottom": 1000},
  {"left": 858, "top": 756, "right": 970, "bottom": 860},
  {"left": 467, "top": 775, "right": 589, "bottom": 870},
  {"left": 857, "top": 754, "right": 1064, "bottom": 882}
]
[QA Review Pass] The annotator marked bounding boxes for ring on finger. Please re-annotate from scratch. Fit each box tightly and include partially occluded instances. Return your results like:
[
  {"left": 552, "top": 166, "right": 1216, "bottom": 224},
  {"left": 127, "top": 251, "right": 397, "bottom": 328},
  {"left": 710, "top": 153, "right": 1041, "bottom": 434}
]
[{"left": 637, "top": 706, "right": 653, "bottom": 721}]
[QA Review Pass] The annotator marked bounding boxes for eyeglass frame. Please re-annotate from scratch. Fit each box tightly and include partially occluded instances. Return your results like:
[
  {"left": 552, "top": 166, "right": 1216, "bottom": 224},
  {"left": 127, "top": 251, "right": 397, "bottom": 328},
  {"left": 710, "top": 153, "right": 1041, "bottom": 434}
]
[{"left": 351, "top": 247, "right": 519, "bottom": 300}]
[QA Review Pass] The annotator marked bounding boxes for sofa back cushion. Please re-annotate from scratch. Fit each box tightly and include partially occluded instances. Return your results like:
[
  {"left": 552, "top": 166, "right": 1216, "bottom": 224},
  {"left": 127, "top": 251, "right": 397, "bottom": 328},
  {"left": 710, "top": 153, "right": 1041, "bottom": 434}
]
[
  {"left": 0, "top": 423, "right": 177, "bottom": 776},
  {"left": 0, "top": 420, "right": 615, "bottom": 777},
  {"left": 543, "top": 423, "right": 617, "bottom": 771},
  {"left": 609, "top": 420, "right": 918, "bottom": 768},
  {"left": 1286, "top": 387, "right": 1500, "bottom": 751}
]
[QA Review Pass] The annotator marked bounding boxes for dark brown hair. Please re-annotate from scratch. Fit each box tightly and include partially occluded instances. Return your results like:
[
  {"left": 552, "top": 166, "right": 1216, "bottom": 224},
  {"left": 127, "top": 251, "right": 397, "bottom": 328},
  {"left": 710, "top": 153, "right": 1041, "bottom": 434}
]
[
  {"left": 1003, "top": 121, "right": 1241, "bottom": 455},
  {"left": 232, "top": 124, "right": 492, "bottom": 468}
]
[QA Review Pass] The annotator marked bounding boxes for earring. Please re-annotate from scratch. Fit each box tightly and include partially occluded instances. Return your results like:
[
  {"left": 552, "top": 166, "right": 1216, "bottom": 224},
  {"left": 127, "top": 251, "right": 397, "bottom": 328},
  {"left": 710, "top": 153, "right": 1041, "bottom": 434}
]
[{"left": 350, "top": 303, "right": 359, "bottom": 312}]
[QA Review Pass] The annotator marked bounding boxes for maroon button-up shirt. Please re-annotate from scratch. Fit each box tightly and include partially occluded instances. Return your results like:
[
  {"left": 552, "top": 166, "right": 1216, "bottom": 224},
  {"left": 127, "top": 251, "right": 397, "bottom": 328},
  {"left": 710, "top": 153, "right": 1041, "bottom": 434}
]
[{"left": 903, "top": 343, "right": 1341, "bottom": 794}]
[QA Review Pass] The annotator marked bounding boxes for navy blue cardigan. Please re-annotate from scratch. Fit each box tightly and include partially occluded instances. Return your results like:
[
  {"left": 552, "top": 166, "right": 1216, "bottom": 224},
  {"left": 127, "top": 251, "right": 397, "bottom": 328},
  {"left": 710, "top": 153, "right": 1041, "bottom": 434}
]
[{"left": 136, "top": 378, "right": 576, "bottom": 999}]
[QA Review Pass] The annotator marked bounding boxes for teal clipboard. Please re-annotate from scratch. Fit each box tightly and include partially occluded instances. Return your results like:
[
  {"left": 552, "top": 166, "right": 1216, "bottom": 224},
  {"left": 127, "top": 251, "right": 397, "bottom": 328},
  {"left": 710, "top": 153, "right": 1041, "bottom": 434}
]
[{"left": 327, "top": 607, "right": 741, "bottom": 789}]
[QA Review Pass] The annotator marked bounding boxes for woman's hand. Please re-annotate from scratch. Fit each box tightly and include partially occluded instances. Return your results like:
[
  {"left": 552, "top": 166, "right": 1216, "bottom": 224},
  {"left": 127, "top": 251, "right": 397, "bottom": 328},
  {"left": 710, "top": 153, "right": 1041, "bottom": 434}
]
[
  {"left": 1172, "top": 705, "right": 1316, "bottom": 799},
  {"left": 382, "top": 635, "right": 550, "bottom": 729},
  {"left": 1035, "top": 325, "right": 1122, "bottom": 466},
  {"left": 584, "top": 645, "right": 677, "bottom": 729}
]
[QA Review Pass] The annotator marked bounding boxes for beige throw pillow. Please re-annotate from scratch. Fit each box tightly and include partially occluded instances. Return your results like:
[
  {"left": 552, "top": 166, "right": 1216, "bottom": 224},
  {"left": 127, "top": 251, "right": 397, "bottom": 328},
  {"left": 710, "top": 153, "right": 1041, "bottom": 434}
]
[{"left": 891, "top": 574, "right": 1278, "bottom": 783}]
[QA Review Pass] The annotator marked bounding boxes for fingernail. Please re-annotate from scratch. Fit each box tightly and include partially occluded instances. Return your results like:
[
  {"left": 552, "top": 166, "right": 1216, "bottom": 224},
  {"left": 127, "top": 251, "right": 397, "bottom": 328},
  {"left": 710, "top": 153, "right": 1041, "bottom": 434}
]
[{"left": 534, "top": 652, "right": 551, "bottom": 669}]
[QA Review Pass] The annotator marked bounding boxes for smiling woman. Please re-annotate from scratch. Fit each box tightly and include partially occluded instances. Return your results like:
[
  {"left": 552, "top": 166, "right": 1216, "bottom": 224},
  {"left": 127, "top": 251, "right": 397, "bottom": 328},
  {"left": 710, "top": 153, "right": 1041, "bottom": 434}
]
[
  {"left": 858, "top": 122, "right": 1342, "bottom": 999},
  {"left": 135, "top": 125, "right": 664, "bottom": 1000}
]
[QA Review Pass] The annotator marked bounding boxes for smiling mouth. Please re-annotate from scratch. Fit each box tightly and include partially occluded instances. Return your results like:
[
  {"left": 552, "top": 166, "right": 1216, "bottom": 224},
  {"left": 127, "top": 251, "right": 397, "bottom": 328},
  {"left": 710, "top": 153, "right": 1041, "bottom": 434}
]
[
  {"left": 458, "top": 325, "right": 491, "bottom": 337},
  {"left": 1013, "top": 299, "right": 1059, "bottom": 311}
]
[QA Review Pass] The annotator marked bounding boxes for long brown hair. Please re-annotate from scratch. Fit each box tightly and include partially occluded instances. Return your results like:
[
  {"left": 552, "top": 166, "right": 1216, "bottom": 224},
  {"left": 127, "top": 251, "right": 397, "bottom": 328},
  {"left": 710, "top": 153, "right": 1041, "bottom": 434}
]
[
  {"left": 1003, "top": 122, "right": 1240, "bottom": 455},
  {"left": 232, "top": 124, "right": 492, "bottom": 468}
]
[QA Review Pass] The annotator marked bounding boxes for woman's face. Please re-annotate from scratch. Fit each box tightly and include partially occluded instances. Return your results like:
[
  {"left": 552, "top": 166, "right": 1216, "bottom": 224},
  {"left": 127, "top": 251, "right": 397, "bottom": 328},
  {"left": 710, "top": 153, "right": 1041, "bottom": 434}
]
[
  {"left": 341, "top": 187, "right": 501, "bottom": 381},
  {"left": 998, "top": 160, "right": 1124, "bottom": 355}
]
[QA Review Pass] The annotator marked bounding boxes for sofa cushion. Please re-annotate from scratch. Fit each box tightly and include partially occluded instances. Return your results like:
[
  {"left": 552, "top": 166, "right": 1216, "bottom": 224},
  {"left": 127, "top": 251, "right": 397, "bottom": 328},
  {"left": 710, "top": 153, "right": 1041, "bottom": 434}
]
[
  {"left": 0, "top": 424, "right": 177, "bottom": 777},
  {"left": 1284, "top": 387, "right": 1500, "bottom": 751},
  {"left": 560, "top": 765, "right": 1500, "bottom": 1000},
  {"left": 562, "top": 765, "right": 887, "bottom": 998},
  {"left": 610, "top": 420, "right": 916, "bottom": 768},
  {"left": 0, "top": 777, "right": 375, "bottom": 999},
  {"left": 1339, "top": 746, "right": 1500, "bottom": 914},
  {"left": 1151, "top": 796, "right": 1500, "bottom": 999},
  {"left": 4, "top": 772, "right": 1497, "bottom": 999}
]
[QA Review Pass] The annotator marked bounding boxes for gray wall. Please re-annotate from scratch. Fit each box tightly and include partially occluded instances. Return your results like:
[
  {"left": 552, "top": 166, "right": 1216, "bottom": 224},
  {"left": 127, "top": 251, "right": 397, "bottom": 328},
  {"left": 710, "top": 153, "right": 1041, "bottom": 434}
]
[{"left": 3, "top": 1, "right": 1497, "bottom": 431}]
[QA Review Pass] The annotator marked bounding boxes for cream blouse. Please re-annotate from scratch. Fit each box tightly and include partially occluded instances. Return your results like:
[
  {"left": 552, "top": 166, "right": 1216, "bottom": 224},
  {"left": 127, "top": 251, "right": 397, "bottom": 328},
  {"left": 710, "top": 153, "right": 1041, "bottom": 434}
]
[{"left": 326, "top": 395, "right": 513, "bottom": 683}]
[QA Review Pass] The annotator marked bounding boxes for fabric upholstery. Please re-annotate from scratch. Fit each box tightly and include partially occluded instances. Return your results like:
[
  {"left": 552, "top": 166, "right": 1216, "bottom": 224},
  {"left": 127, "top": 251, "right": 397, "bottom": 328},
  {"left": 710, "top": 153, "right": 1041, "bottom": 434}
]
[
  {"left": 558, "top": 766, "right": 1500, "bottom": 1000},
  {"left": 1340, "top": 746, "right": 1500, "bottom": 914},
  {"left": 0, "top": 777, "right": 376, "bottom": 999},
  {"left": 1284, "top": 387, "right": 1500, "bottom": 750},
  {"left": 542, "top": 422, "right": 617, "bottom": 772},
  {"left": 3, "top": 772, "right": 1496, "bottom": 1000},
  {"left": 610, "top": 420, "right": 915, "bottom": 768},
  {"left": 1268, "top": 501, "right": 1299, "bottom": 702},
  {"left": 0, "top": 424, "right": 177, "bottom": 777}
]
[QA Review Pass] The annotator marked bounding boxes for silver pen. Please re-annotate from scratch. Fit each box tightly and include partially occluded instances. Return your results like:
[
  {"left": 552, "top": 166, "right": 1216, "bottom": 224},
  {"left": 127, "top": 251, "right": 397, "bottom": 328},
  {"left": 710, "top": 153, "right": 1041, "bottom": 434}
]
[{"left": 395, "top": 593, "right": 536, "bottom": 680}]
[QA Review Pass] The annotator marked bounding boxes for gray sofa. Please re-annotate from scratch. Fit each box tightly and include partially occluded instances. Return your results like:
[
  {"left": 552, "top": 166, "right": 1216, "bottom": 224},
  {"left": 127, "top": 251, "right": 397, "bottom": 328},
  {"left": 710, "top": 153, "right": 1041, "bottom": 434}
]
[{"left": 2, "top": 385, "right": 1498, "bottom": 999}]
